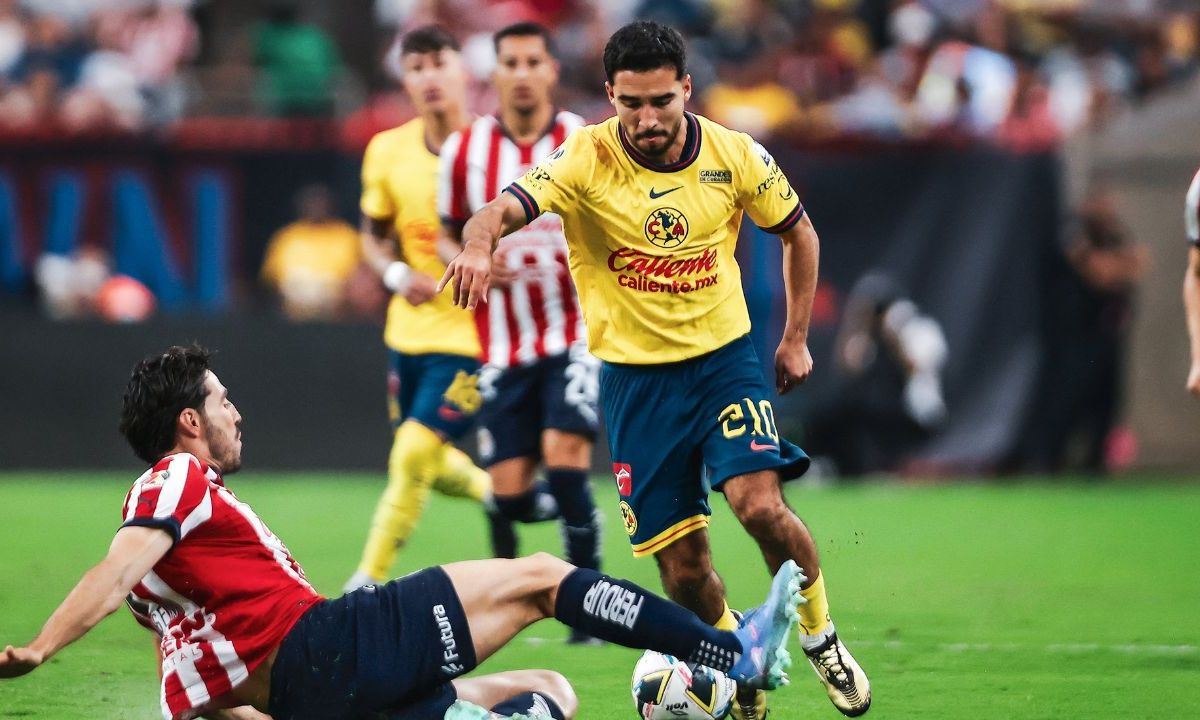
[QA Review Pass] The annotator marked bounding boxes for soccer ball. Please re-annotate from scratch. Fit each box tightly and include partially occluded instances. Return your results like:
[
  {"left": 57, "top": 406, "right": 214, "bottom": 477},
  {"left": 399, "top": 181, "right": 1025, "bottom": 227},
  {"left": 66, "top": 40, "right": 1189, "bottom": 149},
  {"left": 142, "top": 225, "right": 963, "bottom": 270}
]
[{"left": 631, "top": 650, "right": 736, "bottom": 719}]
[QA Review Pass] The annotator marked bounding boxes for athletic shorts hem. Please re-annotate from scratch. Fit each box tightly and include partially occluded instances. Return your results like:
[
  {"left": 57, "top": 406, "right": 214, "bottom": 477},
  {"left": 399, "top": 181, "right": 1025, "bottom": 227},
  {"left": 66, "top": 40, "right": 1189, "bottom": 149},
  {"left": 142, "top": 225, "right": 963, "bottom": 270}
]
[
  {"left": 630, "top": 514, "right": 709, "bottom": 557},
  {"left": 709, "top": 453, "right": 811, "bottom": 491}
]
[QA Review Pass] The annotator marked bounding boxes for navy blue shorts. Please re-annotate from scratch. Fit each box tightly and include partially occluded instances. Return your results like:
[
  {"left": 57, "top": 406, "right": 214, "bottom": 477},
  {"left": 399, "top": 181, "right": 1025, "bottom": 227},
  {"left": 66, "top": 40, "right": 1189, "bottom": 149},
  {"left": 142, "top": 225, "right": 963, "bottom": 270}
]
[
  {"left": 599, "top": 335, "right": 810, "bottom": 557},
  {"left": 475, "top": 343, "right": 600, "bottom": 467},
  {"left": 388, "top": 351, "right": 482, "bottom": 440},
  {"left": 268, "top": 567, "right": 477, "bottom": 720}
]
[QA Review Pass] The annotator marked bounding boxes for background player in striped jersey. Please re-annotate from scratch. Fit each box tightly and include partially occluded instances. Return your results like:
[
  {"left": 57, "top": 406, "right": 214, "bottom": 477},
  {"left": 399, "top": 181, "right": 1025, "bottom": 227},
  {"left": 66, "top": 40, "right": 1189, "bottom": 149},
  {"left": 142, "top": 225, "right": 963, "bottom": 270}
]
[
  {"left": 438, "top": 22, "right": 605, "bottom": 626},
  {"left": 1183, "top": 167, "right": 1200, "bottom": 396},
  {"left": 346, "top": 26, "right": 550, "bottom": 591},
  {"left": 440, "top": 21, "right": 871, "bottom": 719},
  {"left": 0, "top": 344, "right": 803, "bottom": 720}
]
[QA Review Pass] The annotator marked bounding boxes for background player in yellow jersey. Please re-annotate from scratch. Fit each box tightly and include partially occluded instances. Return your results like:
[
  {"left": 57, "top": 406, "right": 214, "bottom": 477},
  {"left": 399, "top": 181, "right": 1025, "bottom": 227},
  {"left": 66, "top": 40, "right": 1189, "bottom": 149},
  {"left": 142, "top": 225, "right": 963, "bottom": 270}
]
[
  {"left": 441, "top": 21, "right": 871, "bottom": 719},
  {"left": 346, "top": 26, "right": 503, "bottom": 591}
]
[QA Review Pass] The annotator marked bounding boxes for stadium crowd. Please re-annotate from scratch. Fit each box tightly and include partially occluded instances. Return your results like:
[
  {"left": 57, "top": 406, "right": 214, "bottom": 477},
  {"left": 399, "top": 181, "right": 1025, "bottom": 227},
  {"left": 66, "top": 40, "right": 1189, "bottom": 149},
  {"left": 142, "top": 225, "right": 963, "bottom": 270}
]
[{"left": 0, "top": 0, "right": 1197, "bottom": 146}]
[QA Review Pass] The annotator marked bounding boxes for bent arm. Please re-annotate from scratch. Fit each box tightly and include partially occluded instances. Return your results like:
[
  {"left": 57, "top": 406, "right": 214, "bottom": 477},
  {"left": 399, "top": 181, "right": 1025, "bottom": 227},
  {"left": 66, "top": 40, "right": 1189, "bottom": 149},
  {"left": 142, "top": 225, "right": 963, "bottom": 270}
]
[
  {"left": 460, "top": 192, "right": 532, "bottom": 255},
  {"left": 0, "top": 526, "right": 172, "bottom": 677},
  {"left": 360, "top": 215, "right": 397, "bottom": 277},
  {"left": 778, "top": 213, "right": 820, "bottom": 344}
]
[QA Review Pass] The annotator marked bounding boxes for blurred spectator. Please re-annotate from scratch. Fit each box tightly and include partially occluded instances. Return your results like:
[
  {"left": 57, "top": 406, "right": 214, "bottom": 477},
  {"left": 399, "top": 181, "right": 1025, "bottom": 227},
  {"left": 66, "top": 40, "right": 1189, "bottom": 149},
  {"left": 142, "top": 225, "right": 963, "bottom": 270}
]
[
  {"left": 254, "top": 2, "right": 341, "bottom": 117},
  {"left": 260, "top": 184, "right": 363, "bottom": 321},
  {"left": 1030, "top": 184, "right": 1148, "bottom": 475},
  {"left": 805, "top": 271, "right": 948, "bottom": 477},
  {"left": 33, "top": 246, "right": 111, "bottom": 319}
]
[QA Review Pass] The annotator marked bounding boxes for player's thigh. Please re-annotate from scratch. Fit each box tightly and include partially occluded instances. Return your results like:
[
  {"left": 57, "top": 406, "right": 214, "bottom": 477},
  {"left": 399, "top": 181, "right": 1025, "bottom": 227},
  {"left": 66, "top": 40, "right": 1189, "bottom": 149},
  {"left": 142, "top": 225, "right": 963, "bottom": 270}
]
[
  {"left": 440, "top": 553, "right": 574, "bottom": 661},
  {"left": 477, "top": 362, "right": 542, "bottom": 468},
  {"left": 404, "top": 353, "right": 483, "bottom": 441},
  {"left": 653, "top": 525, "right": 718, "bottom": 586},
  {"left": 599, "top": 360, "right": 710, "bottom": 559},
  {"left": 697, "top": 335, "right": 810, "bottom": 493},
  {"left": 540, "top": 346, "right": 600, "bottom": 468}
]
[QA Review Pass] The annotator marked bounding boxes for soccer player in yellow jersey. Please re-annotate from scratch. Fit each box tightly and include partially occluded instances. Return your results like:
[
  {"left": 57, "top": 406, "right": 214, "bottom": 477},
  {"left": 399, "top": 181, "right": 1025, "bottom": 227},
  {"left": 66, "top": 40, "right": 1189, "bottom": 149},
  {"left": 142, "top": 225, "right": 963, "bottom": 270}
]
[
  {"left": 441, "top": 21, "right": 871, "bottom": 719},
  {"left": 345, "top": 26, "right": 499, "bottom": 592}
]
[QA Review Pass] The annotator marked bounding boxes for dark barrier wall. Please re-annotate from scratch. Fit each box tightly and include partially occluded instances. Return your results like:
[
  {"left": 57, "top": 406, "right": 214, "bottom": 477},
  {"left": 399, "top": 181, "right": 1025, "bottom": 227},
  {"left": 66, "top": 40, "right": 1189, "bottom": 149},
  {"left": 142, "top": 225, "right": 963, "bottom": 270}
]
[
  {"left": 0, "top": 143, "right": 1062, "bottom": 472},
  {"left": 747, "top": 146, "right": 1063, "bottom": 472},
  {"left": 0, "top": 309, "right": 391, "bottom": 470}
]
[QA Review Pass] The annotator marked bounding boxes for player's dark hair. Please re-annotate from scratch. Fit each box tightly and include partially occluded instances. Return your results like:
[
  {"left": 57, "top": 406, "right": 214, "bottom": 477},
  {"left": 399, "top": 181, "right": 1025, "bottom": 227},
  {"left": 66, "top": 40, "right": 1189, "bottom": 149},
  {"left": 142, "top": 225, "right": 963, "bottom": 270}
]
[
  {"left": 400, "top": 25, "right": 459, "bottom": 55},
  {"left": 603, "top": 21, "right": 687, "bottom": 83},
  {"left": 493, "top": 21, "right": 557, "bottom": 58},
  {"left": 120, "top": 344, "right": 212, "bottom": 465}
]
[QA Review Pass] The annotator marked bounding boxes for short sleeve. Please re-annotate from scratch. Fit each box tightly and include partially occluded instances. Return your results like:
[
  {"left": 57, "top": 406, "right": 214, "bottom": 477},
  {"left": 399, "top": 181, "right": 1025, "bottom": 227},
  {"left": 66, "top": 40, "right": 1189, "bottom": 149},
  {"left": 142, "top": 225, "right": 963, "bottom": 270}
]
[
  {"left": 121, "top": 455, "right": 213, "bottom": 544},
  {"left": 1186, "top": 169, "right": 1200, "bottom": 246},
  {"left": 504, "top": 129, "right": 592, "bottom": 223},
  {"left": 438, "top": 130, "right": 469, "bottom": 227},
  {"left": 737, "top": 135, "right": 805, "bottom": 234},
  {"left": 360, "top": 135, "right": 395, "bottom": 221}
]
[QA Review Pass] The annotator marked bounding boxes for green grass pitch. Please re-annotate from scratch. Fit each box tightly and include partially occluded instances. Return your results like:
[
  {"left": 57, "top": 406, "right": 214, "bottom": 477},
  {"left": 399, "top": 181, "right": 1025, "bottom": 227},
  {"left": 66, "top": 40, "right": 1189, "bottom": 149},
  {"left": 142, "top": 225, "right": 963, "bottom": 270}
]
[{"left": 1, "top": 473, "right": 1198, "bottom": 719}]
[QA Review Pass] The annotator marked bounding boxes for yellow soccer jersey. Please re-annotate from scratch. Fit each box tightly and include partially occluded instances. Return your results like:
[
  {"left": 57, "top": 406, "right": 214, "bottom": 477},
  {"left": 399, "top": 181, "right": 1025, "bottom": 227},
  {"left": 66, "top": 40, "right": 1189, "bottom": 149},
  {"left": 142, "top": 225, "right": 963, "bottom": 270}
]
[
  {"left": 361, "top": 118, "right": 481, "bottom": 357},
  {"left": 506, "top": 112, "right": 804, "bottom": 364}
]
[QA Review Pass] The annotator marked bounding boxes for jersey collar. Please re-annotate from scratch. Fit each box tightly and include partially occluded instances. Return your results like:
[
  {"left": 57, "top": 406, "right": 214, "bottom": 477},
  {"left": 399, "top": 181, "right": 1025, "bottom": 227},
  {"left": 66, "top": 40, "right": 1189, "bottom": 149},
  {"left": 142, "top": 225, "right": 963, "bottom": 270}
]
[{"left": 618, "top": 112, "right": 701, "bottom": 173}]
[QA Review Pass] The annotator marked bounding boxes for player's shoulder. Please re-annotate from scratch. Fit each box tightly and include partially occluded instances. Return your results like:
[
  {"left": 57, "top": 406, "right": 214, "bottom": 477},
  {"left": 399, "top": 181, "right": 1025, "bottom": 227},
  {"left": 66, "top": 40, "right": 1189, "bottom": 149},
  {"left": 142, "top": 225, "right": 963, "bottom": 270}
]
[
  {"left": 132, "top": 453, "right": 203, "bottom": 491},
  {"left": 554, "top": 109, "right": 586, "bottom": 132},
  {"left": 692, "top": 112, "right": 760, "bottom": 158},
  {"left": 367, "top": 118, "right": 425, "bottom": 156}
]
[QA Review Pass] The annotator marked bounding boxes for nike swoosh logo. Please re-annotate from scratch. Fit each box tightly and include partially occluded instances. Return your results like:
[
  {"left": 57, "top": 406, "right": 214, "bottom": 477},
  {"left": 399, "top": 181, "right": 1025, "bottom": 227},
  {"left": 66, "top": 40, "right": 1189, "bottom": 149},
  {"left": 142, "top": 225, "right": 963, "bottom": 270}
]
[
  {"left": 750, "top": 440, "right": 778, "bottom": 452},
  {"left": 649, "top": 186, "right": 683, "bottom": 199}
]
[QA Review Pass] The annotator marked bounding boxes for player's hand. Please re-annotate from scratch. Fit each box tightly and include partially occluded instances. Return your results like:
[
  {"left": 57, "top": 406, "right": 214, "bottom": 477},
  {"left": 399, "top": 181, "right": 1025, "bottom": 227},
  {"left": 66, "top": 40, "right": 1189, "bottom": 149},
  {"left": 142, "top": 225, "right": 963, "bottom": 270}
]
[
  {"left": 775, "top": 336, "right": 813, "bottom": 394},
  {"left": 0, "top": 645, "right": 44, "bottom": 678},
  {"left": 400, "top": 272, "right": 437, "bottom": 306},
  {"left": 1188, "top": 363, "right": 1200, "bottom": 398},
  {"left": 489, "top": 258, "right": 515, "bottom": 289},
  {"left": 437, "top": 243, "right": 492, "bottom": 310}
]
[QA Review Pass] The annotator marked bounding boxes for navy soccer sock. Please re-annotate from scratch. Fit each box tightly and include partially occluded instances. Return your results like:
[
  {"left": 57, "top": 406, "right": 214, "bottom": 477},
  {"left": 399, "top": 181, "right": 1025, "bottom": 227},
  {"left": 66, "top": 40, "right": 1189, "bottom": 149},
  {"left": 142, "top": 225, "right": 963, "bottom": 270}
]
[
  {"left": 546, "top": 468, "right": 601, "bottom": 570},
  {"left": 491, "top": 691, "right": 565, "bottom": 719},
  {"left": 553, "top": 568, "right": 742, "bottom": 671},
  {"left": 494, "top": 483, "right": 558, "bottom": 524}
]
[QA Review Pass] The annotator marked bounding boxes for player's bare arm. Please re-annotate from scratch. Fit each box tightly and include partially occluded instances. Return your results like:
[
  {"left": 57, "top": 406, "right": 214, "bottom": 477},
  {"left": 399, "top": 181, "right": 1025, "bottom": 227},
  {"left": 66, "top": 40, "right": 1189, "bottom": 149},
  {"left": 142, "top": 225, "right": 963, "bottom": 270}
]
[
  {"left": 360, "top": 214, "right": 437, "bottom": 306},
  {"left": 1183, "top": 246, "right": 1200, "bottom": 397},
  {"left": 775, "top": 212, "right": 820, "bottom": 395},
  {"left": 438, "top": 191, "right": 530, "bottom": 309},
  {"left": 439, "top": 218, "right": 515, "bottom": 287},
  {"left": 0, "top": 526, "right": 172, "bottom": 679}
]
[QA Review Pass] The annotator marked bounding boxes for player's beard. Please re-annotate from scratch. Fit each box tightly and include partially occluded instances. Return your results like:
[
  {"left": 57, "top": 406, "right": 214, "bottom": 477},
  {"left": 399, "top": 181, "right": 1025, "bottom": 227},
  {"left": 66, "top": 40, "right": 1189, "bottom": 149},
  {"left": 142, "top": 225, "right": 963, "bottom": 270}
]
[
  {"left": 204, "top": 417, "right": 242, "bottom": 475},
  {"left": 634, "top": 117, "right": 683, "bottom": 160}
]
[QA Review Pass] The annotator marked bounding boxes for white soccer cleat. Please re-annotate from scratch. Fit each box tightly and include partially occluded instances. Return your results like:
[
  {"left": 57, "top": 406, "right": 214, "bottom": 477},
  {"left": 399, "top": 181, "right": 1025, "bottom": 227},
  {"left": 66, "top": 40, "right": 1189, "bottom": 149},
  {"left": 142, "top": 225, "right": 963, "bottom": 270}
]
[{"left": 804, "top": 632, "right": 871, "bottom": 716}]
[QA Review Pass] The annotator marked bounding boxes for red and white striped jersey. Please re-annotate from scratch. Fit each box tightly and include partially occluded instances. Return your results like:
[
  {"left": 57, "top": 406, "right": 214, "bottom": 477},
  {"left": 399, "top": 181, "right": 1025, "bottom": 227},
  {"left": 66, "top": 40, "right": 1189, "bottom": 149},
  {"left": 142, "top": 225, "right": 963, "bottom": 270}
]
[
  {"left": 439, "top": 111, "right": 588, "bottom": 368},
  {"left": 1187, "top": 166, "right": 1200, "bottom": 246},
  {"left": 121, "top": 453, "right": 322, "bottom": 720}
]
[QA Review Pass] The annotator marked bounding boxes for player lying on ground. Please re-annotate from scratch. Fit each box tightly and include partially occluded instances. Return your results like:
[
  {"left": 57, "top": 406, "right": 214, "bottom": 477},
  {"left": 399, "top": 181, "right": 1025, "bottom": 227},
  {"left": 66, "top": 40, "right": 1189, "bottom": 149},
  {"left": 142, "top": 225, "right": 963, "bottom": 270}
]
[{"left": 0, "top": 345, "right": 802, "bottom": 720}]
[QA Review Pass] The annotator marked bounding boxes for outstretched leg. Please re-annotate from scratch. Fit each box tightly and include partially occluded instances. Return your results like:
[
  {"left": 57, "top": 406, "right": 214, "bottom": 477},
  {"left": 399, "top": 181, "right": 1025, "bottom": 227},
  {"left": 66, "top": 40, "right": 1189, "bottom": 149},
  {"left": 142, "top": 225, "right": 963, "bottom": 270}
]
[{"left": 440, "top": 553, "right": 800, "bottom": 687}]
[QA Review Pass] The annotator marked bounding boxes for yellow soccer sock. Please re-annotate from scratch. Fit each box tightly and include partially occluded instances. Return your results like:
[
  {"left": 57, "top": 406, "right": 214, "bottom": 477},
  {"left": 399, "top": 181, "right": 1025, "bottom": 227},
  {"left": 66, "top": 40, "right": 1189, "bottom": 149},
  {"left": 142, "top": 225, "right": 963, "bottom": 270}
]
[
  {"left": 797, "top": 570, "right": 832, "bottom": 638},
  {"left": 357, "top": 421, "right": 445, "bottom": 580},
  {"left": 434, "top": 446, "right": 491, "bottom": 502},
  {"left": 714, "top": 601, "right": 740, "bottom": 631}
]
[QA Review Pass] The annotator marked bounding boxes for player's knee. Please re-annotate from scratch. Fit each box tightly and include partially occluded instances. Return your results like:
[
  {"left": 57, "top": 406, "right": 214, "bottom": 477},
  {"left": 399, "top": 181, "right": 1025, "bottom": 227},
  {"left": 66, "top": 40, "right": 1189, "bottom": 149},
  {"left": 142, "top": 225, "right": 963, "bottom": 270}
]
[
  {"left": 518, "top": 552, "right": 574, "bottom": 616},
  {"left": 531, "top": 669, "right": 578, "bottom": 718},
  {"left": 734, "top": 497, "right": 791, "bottom": 540},
  {"left": 656, "top": 546, "right": 714, "bottom": 595},
  {"left": 542, "top": 430, "right": 590, "bottom": 467}
]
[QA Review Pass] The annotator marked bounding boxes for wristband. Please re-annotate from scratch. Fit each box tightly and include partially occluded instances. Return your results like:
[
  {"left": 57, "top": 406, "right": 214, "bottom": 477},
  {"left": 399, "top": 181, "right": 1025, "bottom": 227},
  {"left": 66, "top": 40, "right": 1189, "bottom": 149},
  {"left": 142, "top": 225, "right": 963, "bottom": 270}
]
[{"left": 382, "top": 261, "right": 413, "bottom": 293}]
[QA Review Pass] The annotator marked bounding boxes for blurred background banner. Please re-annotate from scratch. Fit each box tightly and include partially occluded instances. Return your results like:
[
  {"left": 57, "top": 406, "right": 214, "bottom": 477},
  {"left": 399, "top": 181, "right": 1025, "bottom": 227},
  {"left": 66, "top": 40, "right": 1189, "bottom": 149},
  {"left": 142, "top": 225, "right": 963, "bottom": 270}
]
[{"left": 1, "top": 0, "right": 1199, "bottom": 473}]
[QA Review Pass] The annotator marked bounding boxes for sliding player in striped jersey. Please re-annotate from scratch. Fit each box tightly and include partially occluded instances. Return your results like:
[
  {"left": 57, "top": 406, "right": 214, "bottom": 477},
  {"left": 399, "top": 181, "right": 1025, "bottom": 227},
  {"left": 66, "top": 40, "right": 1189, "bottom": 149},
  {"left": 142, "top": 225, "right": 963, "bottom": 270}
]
[
  {"left": 439, "top": 23, "right": 604, "bottom": 627},
  {"left": 0, "top": 345, "right": 803, "bottom": 720}
]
